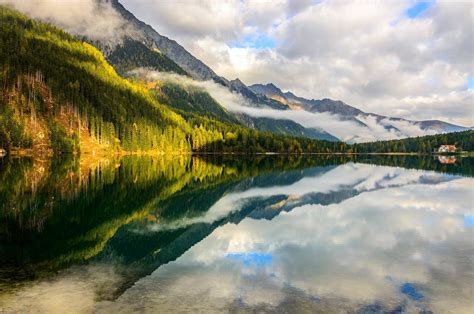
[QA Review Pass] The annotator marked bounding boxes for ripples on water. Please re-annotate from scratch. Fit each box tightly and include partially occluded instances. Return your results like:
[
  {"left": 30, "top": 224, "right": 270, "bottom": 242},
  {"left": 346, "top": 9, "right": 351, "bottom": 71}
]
[{"left": 0, "top": 155, "right": 473, "bottom": 313}]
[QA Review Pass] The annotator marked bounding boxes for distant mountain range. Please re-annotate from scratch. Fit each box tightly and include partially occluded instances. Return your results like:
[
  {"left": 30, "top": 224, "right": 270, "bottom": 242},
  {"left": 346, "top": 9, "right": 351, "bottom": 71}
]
[
  {"left": 249, "top": 83, "right": 470, "bottom": 134},
  {"left": 86, "top": 0, "right": 471, "bottom": 142}
]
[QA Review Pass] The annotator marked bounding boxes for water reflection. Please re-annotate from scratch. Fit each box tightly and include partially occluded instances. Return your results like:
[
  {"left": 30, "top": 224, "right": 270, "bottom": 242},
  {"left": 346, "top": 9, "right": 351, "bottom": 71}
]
[
  {"left": 438, "top": 155, "right": 457, "bottom": 164},
  {"left": 0, "top": 155, "right": 473, "bottom": 313}
]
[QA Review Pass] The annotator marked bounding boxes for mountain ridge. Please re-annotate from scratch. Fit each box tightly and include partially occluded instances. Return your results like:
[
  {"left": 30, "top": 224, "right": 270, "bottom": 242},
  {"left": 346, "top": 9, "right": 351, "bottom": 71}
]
[
  {"left": 109, "top": 0, "right": 223, "bottom": 82},
  {"left": 249, "top": 83, "right": 470, "bottom": 134}
]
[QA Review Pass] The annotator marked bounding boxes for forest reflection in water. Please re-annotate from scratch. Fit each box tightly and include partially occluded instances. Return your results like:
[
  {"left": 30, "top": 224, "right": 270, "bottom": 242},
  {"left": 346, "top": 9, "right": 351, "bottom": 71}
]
[{"left": 0, "top": 154, "right": 473, "bottom": 313}]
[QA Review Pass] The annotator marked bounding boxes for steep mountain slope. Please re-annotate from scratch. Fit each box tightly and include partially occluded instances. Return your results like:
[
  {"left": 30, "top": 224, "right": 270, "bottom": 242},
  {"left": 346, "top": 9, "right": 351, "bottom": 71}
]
[
  {"left": 250, "top": 83, "right": 362, "bottom": 116},
  {"left": 105, "top": 0, "right": 222, "bottom": 82},
  {"left": 416, "top": 120, "right": 470, "bottom": 133},
  {"left": 0, "top": 6, "right": 192, "bottom": 154},
  {"left": 106, "top": 38, "right": 188, "bottom": 76},
  {"left": 153, "top": 81, "right": 241, "bottom": 125},
  {"left": 249, "top": 83, "right": 470, "bottom": 134},
  {"left": 227, "top": 78, "right": 287, "bottom": 110},
  {"left": 240, "top": 116, "right": 339, "bottom": 142},
  {"left": 226, "top": 79, "right": 338, "bottom": 140}
]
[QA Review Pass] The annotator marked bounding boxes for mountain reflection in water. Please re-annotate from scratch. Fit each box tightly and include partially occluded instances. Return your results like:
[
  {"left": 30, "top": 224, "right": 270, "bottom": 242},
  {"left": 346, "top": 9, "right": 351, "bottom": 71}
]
[{"left": 0, "top": 155, "right": 473, "bottom": 313}]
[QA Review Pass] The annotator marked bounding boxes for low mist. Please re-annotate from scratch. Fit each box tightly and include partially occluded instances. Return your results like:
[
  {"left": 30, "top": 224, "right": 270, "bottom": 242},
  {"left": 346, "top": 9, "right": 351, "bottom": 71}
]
[{"left": 130, "top": 68, "right": 436, "bottom": 143}]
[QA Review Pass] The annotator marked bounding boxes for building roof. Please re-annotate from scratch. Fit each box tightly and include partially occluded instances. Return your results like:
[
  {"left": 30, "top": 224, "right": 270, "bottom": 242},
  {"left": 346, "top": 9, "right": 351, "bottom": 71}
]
[{"left": 439, "top": 145, "right": 456, "bottom": 149}]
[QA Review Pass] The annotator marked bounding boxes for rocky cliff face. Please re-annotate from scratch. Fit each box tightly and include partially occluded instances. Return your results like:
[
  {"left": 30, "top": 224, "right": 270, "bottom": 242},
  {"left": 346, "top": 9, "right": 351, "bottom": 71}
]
[{"left": 108, "top": 0, "right": 221, "bottom": 81}]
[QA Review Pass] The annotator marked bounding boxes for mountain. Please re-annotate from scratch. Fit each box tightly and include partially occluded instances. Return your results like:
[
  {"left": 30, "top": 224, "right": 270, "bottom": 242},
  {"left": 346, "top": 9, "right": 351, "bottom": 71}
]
[
  {"left": 416, "top": 120, "right": 470, "bottom": 133},
  {"left": 227, "top": 78, "right": 286, "bottom": 110},
  {"left": 250, "top": 83, "right": 363, "bottom": 116},
  {"left": 249, "top": 83, "right": 470, "bottom": 135},
  {"left": 84, "top": 0, "right": 339, "bottom": 142},
  {"left": 0, "top": 6, "right": 349, "bottom": 155},
  {"left": 104, "top": 0, "right": 223, "bottom": 82},
  {"left": 101, "top": 1, "right": 468, "bottom": 142},
  {"left": 245, "top": 117, "right": 339, "bottom": 141},
  {"left": 226, "top": 79, "right": 338, "bottom": 141},
  {"left": 3, "top": 1, "right": 467, "bottom": 146}
]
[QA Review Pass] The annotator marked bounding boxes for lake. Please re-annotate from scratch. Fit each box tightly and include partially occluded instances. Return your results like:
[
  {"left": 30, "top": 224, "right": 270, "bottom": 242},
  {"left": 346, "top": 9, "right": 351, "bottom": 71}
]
[{"left": 0, "top": 155, "right": 473, "bottom": 313}]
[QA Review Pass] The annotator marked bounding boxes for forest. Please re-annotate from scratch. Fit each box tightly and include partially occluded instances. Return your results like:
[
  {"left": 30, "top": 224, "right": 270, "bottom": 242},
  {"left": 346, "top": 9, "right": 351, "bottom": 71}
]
[
  {"left": 106, "top": 38, "right": 188, "bottom": 76},
  {"left": 353, "top": 130, "right": 474, "bottom": 154}
]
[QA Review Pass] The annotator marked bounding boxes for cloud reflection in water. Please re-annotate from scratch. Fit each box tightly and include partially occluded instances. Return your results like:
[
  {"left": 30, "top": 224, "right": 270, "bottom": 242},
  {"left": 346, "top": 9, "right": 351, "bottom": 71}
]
[{"left": 97, "top": 164, "right": 473, "bottom": 313}]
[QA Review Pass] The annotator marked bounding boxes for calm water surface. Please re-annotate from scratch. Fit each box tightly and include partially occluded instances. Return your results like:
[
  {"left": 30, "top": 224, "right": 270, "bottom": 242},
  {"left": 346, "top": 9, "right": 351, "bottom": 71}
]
[{"left": 0, "top": 155, "right": 473, "bottom": 313}]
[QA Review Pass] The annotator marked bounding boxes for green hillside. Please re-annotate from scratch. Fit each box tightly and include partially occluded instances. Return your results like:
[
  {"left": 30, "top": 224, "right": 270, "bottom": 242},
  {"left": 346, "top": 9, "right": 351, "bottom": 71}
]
[
  {"left": 249, "top": 117, "right": 339, "bottom": 142},
  {"left": 0, "top": 6, "right": 190, "bottom": 154},
  {"left": 107, "top": 38, "right": 188, "bottom": 76},
  {"left": 154, "top": 81, "right": 241, "bottom": 124}
]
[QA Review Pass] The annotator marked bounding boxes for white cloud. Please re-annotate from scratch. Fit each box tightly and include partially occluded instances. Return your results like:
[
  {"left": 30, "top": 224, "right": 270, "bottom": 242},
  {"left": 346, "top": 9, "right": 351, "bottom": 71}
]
[
  {"left": 121, "top": 0, "right": 473, "bottom": 126},
  {"left": 0, "top": 0, "right": 132, "bottom": 43}
]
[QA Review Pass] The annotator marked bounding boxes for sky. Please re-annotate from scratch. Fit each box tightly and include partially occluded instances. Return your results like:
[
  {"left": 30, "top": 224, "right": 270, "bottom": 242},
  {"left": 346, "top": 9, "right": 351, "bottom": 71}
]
[
  {"left": 1, "top": 0, "right": 472, "bottom": 127},
  {"left": 120, "top": 0, "right": 473, "bottom": 126}
]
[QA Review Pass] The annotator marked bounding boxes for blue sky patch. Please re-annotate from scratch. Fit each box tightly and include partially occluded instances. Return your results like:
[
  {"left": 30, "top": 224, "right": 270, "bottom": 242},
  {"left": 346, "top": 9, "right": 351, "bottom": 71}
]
[
  {"left": 405, "top": 1, "right": 433, "bottom": 19},
  {"left": 467, "top": 77, "right": 474, "bottom": 90},
  {"left": 464, "top": 215, "right": 474, "bottom": 228},
  {"left": 226, "top": 252, "right": 273, "bottom": 267},
  {"left": 401, "top": 283, "right": 424, "bottom": 300},
  {"left": 229, "top": 33, "right": 276, "bottom": 49}
]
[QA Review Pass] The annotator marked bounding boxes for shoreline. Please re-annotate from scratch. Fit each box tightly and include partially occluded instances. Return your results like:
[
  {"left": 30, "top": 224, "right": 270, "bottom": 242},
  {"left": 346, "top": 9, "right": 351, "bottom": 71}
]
[{"left": 2, "top": 150, "right": 473, "bottom": 159}]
